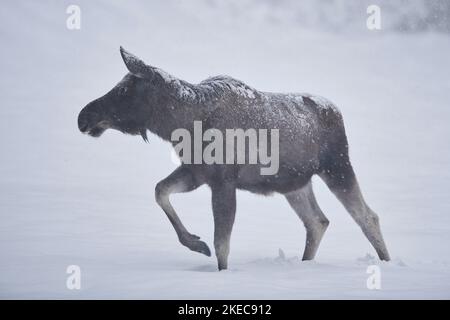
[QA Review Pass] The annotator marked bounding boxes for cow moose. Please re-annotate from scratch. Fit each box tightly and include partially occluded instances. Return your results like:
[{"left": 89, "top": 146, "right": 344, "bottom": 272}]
[{"left": 78, "top": 47, "right": 390, "bottom": 270}]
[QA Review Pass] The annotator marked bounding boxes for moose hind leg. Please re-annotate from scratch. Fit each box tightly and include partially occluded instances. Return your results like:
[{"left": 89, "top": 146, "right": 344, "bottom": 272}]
[
  {"left": 155, "top": 166, "right": 211, "bottom": 256},
  {"left": 320, "top": 163, "right": 390, "bottom": 261},
  {"left": 285, "top": 181, "right": 329, "bottom": 260}
]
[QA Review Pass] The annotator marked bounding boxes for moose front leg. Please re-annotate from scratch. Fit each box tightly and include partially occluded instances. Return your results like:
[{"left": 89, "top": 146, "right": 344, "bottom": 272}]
[
  {"left": 155, "top": 166, "right": 211, "bottom": 256},
  {"left": 211, "top": 182, "right": 237, "bottom": 270}
]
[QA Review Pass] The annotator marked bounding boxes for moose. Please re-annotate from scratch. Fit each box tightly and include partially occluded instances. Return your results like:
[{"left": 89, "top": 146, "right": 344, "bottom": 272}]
[{"left": 78, "top": 47, "right": 390, "bottom": 270}]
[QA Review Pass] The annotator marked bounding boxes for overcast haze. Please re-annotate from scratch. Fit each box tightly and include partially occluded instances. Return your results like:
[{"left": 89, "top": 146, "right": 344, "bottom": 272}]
[{"left": 0, "top": 0, "right": 449, "bottom": 298}]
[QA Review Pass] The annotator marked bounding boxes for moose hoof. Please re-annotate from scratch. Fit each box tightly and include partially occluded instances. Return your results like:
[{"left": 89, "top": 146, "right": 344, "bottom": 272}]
[{"left": 180, "top": 235, "right": 211, "bottom": 257}]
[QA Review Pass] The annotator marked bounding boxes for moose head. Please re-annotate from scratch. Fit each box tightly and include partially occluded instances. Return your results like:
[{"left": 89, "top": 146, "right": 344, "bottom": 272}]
[{"left": 77, "top": 47, "right": 187, "bottom": 142}]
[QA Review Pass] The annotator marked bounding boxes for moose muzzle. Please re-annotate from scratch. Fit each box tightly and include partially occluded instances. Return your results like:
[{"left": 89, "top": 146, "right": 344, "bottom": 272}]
[{"left": 78, "top": 102, "right": 107, "bottom": 137}]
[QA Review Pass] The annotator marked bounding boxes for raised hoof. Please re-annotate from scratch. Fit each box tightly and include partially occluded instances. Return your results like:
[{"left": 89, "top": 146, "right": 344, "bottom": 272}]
[{"left": 180, "top": 234, "right": 211, "bottom": 257}]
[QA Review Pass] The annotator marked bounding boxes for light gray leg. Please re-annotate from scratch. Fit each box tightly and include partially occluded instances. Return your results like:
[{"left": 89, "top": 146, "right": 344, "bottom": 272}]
[
  {"left": 211, "top": 182, "right": 236, "bottom": 270},
  {"left": 285, "top": 181, "right": 329, "bottom": 260},
  {"left": 320, "top": 167, "right": 390, "bottom": 261},
  {"left": 155, "top": 166, "right": 211, "bottom": 256}
]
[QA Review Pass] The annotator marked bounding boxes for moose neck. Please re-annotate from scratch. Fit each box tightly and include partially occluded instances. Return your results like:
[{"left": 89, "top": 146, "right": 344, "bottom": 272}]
[{"left": 145, "top": 79, "right": 210, "bottom": 142}]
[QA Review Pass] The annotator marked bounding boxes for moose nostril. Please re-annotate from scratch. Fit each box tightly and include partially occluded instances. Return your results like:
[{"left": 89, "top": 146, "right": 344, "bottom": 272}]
[
  {"left": 78, "top": 110, "right": 92, "bottom": 133},
  {"left": 79, "top": 100, "right": 103, "bottom": 133},
  {"left": 78, "top": 116, "right": 87, "bottom": 132},
  {"left": 79, "top": 121, "right": 89, "bottom": 133}
]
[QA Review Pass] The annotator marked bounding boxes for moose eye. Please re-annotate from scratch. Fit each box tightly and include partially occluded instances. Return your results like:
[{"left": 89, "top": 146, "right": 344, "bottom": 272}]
[{"left": 118, "top": 87, "right": 128, "bottom": 96}]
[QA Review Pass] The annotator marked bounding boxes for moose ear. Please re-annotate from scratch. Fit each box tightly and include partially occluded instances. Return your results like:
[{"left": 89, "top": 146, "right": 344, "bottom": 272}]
[{"left": 120, "top": 46, "right": 154, "bottom": 79}]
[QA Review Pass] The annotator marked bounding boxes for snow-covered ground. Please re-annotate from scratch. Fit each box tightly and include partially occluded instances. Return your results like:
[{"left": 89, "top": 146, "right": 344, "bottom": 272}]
[{"left": 1, "top": 1, "right": 450, "bottom": 299}]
